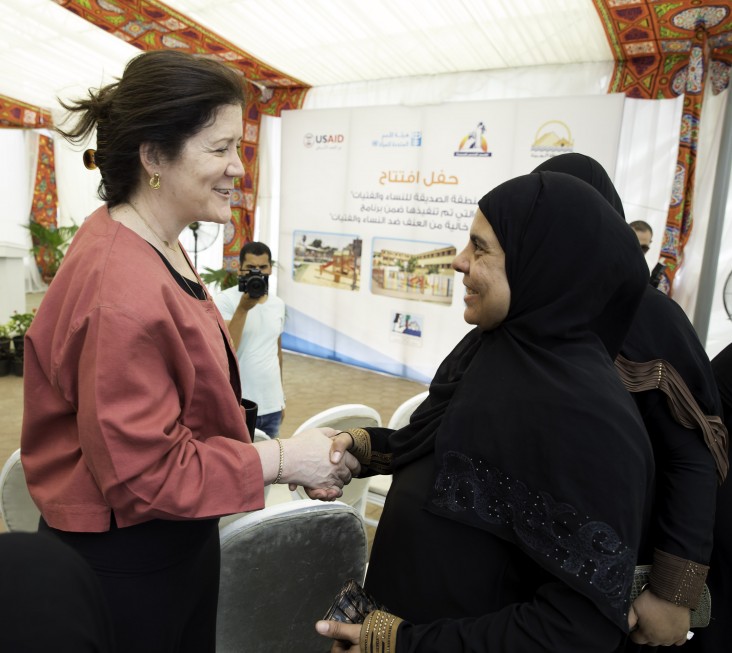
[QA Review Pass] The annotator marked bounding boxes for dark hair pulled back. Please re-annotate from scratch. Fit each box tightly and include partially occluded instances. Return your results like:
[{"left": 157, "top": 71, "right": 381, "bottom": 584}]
[{"left": 56, "top": 50, "right": 246, "bottom": 207}]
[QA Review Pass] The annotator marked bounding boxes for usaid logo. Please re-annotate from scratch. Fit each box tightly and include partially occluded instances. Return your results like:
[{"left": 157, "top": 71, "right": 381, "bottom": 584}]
[{"left": 303, "top": 133, "right": 346, "bottom": 149}]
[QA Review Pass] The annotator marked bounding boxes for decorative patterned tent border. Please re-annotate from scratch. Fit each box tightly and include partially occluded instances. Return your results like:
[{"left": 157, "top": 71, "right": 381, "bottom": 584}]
[
  {"left": 0, "top": 94, "right": 52, "bottom": 128},
  {"left": 30, "top": 135, "right": 60, "bottom": 280},
  {"left": 593, "top": 0, "right": 732, "bottom": 294},
  {"left": 31, "top": 135, "right": 58, "bottom": 231},
  {"left": 0, "top": 95, "right": 58, "bottom": 277},
  {"left": 54, "top": 0, "right": 310, "bottom": 271}
]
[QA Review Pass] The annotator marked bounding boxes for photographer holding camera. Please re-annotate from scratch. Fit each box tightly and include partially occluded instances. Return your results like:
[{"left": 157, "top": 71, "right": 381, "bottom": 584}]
[{"left": 214, "top": 242, "right": 286, "bottom": 437}]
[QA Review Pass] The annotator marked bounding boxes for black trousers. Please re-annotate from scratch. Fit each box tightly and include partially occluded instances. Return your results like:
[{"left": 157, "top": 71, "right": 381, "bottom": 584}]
[{"left": 40, "top": 516, "right": 220, "bottom": 653}]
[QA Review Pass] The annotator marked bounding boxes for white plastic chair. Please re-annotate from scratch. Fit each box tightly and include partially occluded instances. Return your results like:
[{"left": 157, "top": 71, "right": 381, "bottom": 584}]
[
  {"left": 364, "top": 391, "right": 429, "bottom": 528},
  {"left": 290, "top": 404, "right": 381, "bottom": 515},
  {"left": 217, "top": 500, "right": 368, "bottom": 653},
  {"left": 0, "top": 449, "right": 41, "bottom": 532},
  {"left": 387, "top": 390, "right": 429, "bottom": 430},
  {"left": 292, "top": 403, "right": 382, "bottom": 435}
]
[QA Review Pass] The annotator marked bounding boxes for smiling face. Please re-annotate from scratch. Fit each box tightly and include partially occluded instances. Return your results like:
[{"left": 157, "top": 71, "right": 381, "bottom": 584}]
[
  {"left": 452, "top": 209, "right": 511, "bottom": 331},
  {"left": 156, "top": 103, "right": 244, "bottom": 226}
]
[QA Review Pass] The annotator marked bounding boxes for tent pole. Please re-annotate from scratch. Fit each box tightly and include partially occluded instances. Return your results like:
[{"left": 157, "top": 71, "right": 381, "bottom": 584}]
[{"left": 692, "top": 88, "right": 732, "bottom": 347}]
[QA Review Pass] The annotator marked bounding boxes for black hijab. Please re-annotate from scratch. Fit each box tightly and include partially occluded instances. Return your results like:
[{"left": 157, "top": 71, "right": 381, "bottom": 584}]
[
  {"left": 427, "top": 172, "right": 653, "bottom": 631},
  {"left": 712, "top": 343, "right": 732, "bottom": 428},
  {"left": 534, "top": 153, "right": 728, "bottom": 480},
  {"left": 389, "top": 154, "right": 635, "bottom": 467},
  {"left": 533, "top": 152, "right": 625, "bottom": 217},
  {"left": 389, "top": 326, "right": 482, "bottom": 467}
]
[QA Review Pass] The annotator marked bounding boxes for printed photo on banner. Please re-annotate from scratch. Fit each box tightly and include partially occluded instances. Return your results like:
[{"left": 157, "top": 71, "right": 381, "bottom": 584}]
[
  {"left": 371, "top": 237, "right": 456, "bottom": 305},
  {"left": 292, "top": 230, "right": 362, "bottom": 291},
  {"left": 390, "top": 310, "right": 424, "bottom": 346}
]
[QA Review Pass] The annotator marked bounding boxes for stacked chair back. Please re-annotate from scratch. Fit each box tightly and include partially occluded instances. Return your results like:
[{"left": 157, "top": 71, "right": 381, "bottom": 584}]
[
  {"left": 216, "top": 500, "right": 368, "bottom": 653},
  {"left": 0, "top": 449, "right": 40, "bottom": 532}
]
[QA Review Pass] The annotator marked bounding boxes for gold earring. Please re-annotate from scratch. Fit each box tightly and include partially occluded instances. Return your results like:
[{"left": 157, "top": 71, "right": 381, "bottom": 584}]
[{"left": 149, "top": 172, "right": 161, "bottom": 190}]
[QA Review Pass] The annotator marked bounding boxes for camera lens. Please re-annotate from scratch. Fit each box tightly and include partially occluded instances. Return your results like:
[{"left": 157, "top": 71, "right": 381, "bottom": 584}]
[{"left": 247, "top": 276, "right": 266, "bottom": 298}]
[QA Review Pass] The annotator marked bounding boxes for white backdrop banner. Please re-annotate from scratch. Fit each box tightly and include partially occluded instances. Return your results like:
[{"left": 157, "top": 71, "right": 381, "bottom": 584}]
[{"left": 279, "top": 94, "right": 625, "bottom": 382}]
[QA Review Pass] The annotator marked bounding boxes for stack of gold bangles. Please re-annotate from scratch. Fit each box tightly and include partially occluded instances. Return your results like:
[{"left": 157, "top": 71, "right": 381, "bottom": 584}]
[{"left": 360, "top": 610, "right": 401, "bottom": 652}]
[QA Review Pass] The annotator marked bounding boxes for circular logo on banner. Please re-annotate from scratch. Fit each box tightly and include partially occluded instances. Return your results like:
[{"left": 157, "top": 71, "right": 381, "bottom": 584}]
[{"left": 531, "top": 120, "right": 574, "bottom": 157}]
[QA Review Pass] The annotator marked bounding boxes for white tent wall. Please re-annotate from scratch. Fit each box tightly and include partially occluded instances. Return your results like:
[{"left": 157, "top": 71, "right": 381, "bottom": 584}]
[
  {"left": 0, "top": 131, "right": 35, "bottom": 249},
  {"left": 0, "top": 129, "right": 45, "bottom": 321},
  {"left": 300, "top": 62, "right": 614, "bottom": 108},
  {"left": 613, "top": 96, "right": 683, "bottom": 265},
  {"left": 255, "top": 115, "right": 283, "bottom": 298},
  {"left": 697, "top": 89, "right": 732, "bottom": 360},
  {"left": 54, "top": 134, "right": 102, "bottom": 230}
]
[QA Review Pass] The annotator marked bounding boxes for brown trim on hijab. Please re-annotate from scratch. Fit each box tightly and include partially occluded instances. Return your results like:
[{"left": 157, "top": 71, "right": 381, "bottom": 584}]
[{"left": 615, "top": 354, "right": 729, "bottom": 482}]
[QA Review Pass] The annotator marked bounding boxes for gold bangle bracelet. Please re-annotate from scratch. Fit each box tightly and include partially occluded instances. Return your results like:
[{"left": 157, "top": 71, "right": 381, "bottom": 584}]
[
  {"left": 360, "top": 612, "right": 374, "bottom": 652},
  {"left": 273, "top": 438, "right": 284, "bottom": 484}
]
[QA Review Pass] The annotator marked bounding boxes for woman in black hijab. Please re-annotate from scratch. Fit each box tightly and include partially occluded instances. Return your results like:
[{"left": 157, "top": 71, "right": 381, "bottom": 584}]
[
  {"left": 317, "top": 171, "right": 652, "bottom": 652},
  {"left": 686, "top": 342, "right": 732, "bottom": 652},
  {"left": 533, "top": 153, "right": 727, "bottom": 647}
]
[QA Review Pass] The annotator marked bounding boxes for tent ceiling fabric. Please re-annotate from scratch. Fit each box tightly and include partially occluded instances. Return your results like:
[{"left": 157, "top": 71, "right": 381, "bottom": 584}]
[
  {"left": 0, "top": 0, "right": 612, "bottom": 110},
  {"left": 166, "top": 0, "right": 612, "bottom": 85},
  {"left": 0, "top": 0, "right": 136, "bottom": 112}
]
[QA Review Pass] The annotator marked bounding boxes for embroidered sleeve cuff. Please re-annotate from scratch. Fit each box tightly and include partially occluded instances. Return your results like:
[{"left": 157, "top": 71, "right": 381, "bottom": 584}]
[
  {"left": 649, "top": 549, "right": 709, "bottom": 608},
  {"left": 342, "top": 428, "right": 372, "bottom": 467},
  {"left": 360, "top": 610, "right": 402, "bottom": 653}
]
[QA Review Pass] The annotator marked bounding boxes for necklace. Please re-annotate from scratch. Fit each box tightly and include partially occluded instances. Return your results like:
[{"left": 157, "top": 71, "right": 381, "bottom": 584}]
[
  {"left": 127, "top": 202, "right": 204, "bottom": 299},
  {"left": 129, "top": 202, "right": 180, "bottom": 253},
  {"left": 178, "top": 270, "right": 204, "bottom": 300}
]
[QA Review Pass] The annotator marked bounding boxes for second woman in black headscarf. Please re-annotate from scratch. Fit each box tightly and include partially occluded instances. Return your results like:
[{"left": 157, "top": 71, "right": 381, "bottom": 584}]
[
  {"left": 318, "top": 171, "right": 653, "bottom": 652},
  {"left": 533, "top": 153, "right": 727, "bottom": 647}
]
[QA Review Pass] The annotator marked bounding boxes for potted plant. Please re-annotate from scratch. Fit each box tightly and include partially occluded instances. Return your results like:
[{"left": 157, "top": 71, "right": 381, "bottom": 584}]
[
  {"left": 26, "top": 221, "right": 79, "bottom": 284},
  {"left": 200, "top": 266, "right": 239, "bottom": 292},
  {"left": 9, "top": 310, "right": 35, "bottom": 376},
  {"left": 0, "top": 322, "right": 12, "bottom": 377}
]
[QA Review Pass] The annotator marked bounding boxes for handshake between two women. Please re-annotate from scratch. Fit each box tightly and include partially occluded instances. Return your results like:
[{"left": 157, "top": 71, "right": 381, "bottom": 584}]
[{"left": 263, "top": 429, "right": 360, "bottom": 500}]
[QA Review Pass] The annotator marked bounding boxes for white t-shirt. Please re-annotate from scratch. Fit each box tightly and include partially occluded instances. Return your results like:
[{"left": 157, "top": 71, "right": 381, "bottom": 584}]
[{"left": 214, "top": 285, "right": 286, "bottom": 416}]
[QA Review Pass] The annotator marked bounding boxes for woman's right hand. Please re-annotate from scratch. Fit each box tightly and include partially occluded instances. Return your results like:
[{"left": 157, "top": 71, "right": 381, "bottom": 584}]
[
  {"left": 280, "top": 428, "right": 360, "bottom": 499},
  {"left": 328, "top": 431, "right": 355, "bottom": 465},
  {"left": 628, "top": 590, "right": 691, "bottom": 647}
]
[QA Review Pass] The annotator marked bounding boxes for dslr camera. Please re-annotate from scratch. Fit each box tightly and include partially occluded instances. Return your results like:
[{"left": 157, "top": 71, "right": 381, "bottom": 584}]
[{"left": 238, "top": 269, "right": 269, "bottom": 299}]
